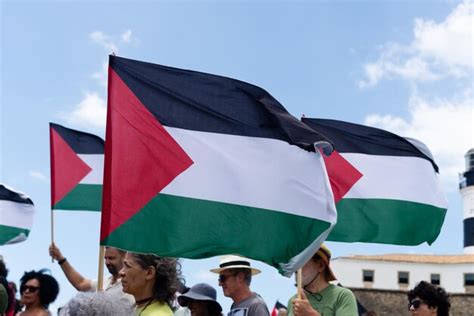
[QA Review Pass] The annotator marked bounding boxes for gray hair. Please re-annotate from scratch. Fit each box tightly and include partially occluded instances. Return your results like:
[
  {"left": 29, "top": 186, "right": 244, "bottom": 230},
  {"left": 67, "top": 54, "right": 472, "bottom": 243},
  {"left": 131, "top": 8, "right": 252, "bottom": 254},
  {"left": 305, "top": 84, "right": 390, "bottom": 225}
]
[{"left": 59, "top": 292, "right": 134, "bottom": 316}]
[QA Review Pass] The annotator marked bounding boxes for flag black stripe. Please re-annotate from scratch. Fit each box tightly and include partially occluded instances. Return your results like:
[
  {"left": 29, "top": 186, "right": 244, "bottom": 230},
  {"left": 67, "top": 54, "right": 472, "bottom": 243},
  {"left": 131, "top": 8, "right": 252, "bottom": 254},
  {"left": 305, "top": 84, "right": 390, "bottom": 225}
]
[
  {"left": 50, "top": 123, "right": 104, "bottom": 154},
  {"left": 0, "top": 185, "right": 34, "bottom": 205},
  {"left": 109, "top": 55, "right": 329, "bottom": 152},
  {"left": 302, "top": 118, "right": 438, "bottom": 172}
]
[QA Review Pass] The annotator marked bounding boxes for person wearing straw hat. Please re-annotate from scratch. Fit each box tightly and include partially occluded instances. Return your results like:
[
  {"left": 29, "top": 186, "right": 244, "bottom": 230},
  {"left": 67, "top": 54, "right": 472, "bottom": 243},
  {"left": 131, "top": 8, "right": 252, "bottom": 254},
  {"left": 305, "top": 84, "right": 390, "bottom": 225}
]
[
  {"left": 211, "top": 255, "right": 269, "bottom": 316},
  {"left": 288, "top": 244, "right": 357, "bottom": 316}
]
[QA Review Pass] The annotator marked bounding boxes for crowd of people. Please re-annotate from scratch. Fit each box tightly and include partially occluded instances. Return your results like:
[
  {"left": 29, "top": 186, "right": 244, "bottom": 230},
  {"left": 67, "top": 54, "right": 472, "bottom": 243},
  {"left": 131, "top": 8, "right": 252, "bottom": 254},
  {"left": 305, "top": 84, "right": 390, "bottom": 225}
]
[{"left": 0, "top": 245, "right": 452, "bottom": 316}]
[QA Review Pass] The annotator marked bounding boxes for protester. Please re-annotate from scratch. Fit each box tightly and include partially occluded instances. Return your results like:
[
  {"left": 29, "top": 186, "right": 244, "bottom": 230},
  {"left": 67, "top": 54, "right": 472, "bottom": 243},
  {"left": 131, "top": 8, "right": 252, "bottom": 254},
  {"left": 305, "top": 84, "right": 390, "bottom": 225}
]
[
  {"left": 0, "top": 282, "right": 7, "bottom": 316},
  {"left": 407, "top": 281, "right": 450, "bottom": 316},
  {"left": 119, "top": 252, "right": 181, "bottom": 316},
  {"left": 211, "top": 255, "right": 269, "bottom": 316},
  {"left": 288, "top": 244, "right": 357, "bottom": 316},
  {"left": 0, "top": 257, "right": 15, "bottom": 316},
  {"left": 58, "top": 291, "right": 134, "bottom": 316},
  {"left": 177, "top": 283, "right": 222, "bottom": 316},
  {"left": 17, "top": 270, "right": 59, "bottom": 316},
  {"left": 49, "top": 243, "right": 134, "bottom": 303}
]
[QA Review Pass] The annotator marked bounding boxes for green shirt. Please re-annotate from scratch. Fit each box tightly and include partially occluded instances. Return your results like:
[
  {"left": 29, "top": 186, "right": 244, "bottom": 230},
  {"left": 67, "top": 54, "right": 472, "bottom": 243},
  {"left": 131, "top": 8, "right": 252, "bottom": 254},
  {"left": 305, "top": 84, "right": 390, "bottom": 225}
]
[{"left": 287, "top": 284, "right": 358, "bottom": 316}]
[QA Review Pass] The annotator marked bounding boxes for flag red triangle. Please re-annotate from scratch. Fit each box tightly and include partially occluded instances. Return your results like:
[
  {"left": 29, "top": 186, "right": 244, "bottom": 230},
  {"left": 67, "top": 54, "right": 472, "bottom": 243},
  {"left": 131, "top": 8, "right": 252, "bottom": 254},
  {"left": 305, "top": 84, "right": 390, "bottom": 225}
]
[
  {"left": 323, "top": 150, "right": 362, "bottom": 203},
  {"left": 101, "top": 68, "right": 194, "bottom": 240},
  {"left": 50, "top": 129, "right": 92, "bottom": 207}
]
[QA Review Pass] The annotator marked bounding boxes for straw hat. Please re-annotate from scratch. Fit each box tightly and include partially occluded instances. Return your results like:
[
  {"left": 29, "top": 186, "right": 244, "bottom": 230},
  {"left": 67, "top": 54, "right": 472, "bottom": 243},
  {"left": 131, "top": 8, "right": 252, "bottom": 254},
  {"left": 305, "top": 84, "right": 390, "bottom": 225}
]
[
  {"left": 314, "top": 244, "right": 336, "bottom": 281},
  {"left": 210, "top": 255, "right": 261, "bottom": 275}
]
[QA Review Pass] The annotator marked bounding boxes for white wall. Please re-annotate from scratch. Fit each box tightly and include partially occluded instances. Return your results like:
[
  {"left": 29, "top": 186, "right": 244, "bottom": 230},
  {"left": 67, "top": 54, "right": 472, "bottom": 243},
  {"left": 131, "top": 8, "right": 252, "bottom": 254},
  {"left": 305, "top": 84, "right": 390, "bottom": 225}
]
[{"left": 331, "top": 258, "right": 474, "bottom": 293}]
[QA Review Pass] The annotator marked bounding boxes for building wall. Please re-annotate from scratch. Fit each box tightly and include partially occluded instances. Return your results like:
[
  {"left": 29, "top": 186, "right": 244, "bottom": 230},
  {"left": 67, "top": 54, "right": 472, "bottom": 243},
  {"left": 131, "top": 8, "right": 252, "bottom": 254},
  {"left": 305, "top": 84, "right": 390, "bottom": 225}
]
[
  {"left": 352, "top": 288, "right": 474, "bottom": 316},
  {"left": 331, "top": 258, "right": 474, "bottom": 293}
]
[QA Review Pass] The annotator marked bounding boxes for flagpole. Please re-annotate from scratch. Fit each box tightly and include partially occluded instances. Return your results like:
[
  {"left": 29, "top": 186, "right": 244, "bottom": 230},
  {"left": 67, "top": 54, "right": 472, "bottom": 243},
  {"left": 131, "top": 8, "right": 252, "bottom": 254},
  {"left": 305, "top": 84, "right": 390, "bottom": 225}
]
[
  {"left": 50, "top": 210, "right": 55, "bottom": 263},
  {"left": 97, "top": 246, "right": 105, "bottom": 291},
  {"left": 297, "top": 268, "right": 302, "bottom": 299}
]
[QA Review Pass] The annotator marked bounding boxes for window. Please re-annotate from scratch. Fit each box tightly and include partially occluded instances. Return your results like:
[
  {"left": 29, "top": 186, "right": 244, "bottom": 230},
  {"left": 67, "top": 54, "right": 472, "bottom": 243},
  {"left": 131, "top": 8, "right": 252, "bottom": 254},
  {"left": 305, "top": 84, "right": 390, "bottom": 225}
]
[
  {"left": 398, "top": 271, "right": 409, "bottom": 284},
  {"left": 465, "top": 273, "right": 474, "bottom": 286},
  {"left": 363, "top": 270, "right": 374, "bottom": 282},
  {"left": 430, "top": 273, "right": 440, "bottom": 285}
]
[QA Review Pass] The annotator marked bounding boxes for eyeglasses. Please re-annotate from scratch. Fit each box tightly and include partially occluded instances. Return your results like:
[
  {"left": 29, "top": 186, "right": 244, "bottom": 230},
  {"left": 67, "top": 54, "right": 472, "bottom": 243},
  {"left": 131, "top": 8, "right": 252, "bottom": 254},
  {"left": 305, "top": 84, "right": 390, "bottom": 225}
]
[
  {"left": 218, "top": 272, "right": 237, "bottom": 283},
  {"left": 21, "top": 285, "right": 40, "bottom": 294},
  {"left": 408, "top": 299, "right": 426, "bottom": 310}
]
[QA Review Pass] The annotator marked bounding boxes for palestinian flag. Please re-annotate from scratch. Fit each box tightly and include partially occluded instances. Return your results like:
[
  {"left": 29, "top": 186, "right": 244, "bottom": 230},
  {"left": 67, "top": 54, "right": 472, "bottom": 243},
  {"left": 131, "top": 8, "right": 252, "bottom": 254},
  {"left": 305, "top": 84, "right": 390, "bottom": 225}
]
[
  {"left": 271, "top": 301, "right": 287, "bottom": 316},
  {"left": 302, "top": 118, "right": 447, "bottom": 245},
  {"left": 50, "top": 123, "right": 104, "bottom": 212},
  {"left": 0, "top": 184, "right": 35, "bottom": 245},
  {"left": 100, "top": 56, "right": 352, "bottom": 275}
]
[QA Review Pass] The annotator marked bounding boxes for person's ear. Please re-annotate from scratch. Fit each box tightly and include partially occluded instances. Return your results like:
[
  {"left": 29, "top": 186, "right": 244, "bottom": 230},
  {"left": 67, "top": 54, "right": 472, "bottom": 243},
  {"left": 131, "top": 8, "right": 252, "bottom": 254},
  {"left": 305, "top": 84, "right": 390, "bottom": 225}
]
[{"left": 145, "top": 266, "right": 156, "bottom": 280}]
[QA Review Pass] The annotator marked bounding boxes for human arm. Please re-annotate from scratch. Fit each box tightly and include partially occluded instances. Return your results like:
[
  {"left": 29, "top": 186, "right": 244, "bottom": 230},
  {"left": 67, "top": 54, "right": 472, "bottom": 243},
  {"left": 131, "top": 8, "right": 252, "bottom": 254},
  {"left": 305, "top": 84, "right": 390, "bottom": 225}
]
[{"left": 48, "top": 243, "right": 92, "bottom": 292}]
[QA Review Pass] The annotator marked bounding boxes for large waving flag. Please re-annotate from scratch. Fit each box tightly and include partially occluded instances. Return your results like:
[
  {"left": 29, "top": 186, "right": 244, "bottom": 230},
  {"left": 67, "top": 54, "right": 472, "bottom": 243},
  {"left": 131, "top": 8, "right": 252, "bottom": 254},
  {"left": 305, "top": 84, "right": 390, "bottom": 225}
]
[
  {"left": 0, "top": 184, "right": 35, "bottom": 245},
  {"left": 302, "top": 118, "right": 447, "bottom": 245},
  {"left": 50, "top": 123, "right": 104, "bottom": 212},
  {"left": 100, "top": 55, "right": 343, "bottom": 275}
]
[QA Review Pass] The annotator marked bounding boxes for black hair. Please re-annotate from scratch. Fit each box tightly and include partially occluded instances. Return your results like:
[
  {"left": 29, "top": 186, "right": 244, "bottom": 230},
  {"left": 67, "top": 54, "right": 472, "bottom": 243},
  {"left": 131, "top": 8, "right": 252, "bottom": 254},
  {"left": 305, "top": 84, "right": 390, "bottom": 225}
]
[
  {"left": 407, "top": 281, "right": 450, "bottom": 316},
  {"left": 129, "top": 253, "right": 181, "bottom": 308},
  {"left": 0, "top": 259, "right": 8, "bottom": 278},
  {"left": 20, "top": 270, "right": 59, "bottom": 308}
]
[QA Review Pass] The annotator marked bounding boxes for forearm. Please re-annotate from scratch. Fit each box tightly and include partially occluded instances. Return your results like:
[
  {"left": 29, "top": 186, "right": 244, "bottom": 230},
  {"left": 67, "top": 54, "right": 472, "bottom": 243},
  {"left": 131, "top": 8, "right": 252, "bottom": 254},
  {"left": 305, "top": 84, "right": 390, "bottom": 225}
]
[{"left": 59, "top": 259, "right": 92, "bottom": 291}]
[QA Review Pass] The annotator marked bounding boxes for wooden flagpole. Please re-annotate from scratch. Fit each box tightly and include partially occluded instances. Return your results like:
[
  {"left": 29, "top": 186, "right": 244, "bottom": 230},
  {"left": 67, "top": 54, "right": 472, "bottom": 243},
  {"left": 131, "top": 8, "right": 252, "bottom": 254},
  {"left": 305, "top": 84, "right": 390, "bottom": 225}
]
[
  {"left": 297, "top": 268, "right": 303, "bottom": 299},
  {"left": 97, "top": 246, "right": 105, "bottom": 291},
  {"left": 50, "top": 211, "right": 55, "bottom": 262}
]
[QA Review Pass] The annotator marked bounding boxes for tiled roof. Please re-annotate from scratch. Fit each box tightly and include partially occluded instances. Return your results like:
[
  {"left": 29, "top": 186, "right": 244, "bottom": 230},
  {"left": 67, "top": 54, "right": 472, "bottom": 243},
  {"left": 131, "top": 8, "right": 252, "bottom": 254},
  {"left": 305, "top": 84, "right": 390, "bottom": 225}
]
[{"left": 337, "top": 254, "right": 474, "bottom": 264}]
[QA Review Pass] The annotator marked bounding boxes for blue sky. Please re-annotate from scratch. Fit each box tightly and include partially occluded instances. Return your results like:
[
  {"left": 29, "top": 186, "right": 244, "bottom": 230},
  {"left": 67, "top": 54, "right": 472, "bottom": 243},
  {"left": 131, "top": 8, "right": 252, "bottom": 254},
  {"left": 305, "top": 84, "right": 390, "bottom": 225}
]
[{"left": 1, "top": 0, "right": 473, "bottom": 314}]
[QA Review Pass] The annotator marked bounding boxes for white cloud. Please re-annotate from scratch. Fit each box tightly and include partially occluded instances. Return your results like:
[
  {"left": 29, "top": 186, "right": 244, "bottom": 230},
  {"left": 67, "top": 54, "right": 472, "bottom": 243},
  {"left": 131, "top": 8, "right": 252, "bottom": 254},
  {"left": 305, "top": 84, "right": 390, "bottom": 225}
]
[
  {"left": 121, "top": 29, "right": 132, "bottom": 43},
  {"left": 29, "top": 171, "right": 47, "bottom": 181},
  {"left": 364, "top": 91, "right": 474, "bottom": 189},
  {"left": 63, "top": 92, "right": 107, "bottom": 129},
  {"left": 92, "top": 61, "right": 108, "bottom": 87},
  {"left": 89, "top": 31, "right": 118, "bottom": 53},
  {"left": 359, "top": 1, "right": 473, "bottom": 87}
]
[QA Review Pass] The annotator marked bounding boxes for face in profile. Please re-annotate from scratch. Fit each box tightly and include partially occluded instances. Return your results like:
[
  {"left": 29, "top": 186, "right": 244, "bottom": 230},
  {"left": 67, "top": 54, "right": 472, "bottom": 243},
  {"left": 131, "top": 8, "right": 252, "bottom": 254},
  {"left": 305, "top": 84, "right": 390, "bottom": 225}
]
[
  {"left": 20, "top": 278, "right": 41, "bottom": 306},
  {"left": 119, "top": 253, "right": 151, "bottom": 297}
]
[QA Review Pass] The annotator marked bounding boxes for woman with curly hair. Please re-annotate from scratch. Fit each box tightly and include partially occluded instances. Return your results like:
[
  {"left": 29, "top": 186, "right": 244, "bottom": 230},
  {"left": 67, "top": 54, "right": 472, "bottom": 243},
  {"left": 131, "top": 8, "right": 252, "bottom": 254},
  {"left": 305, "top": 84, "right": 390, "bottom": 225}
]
[
  {"left": 407, "top": 281, "right": 451, "bottom": 316},
  {"left": 119, "top": 252, "right": 181, "bottom": 316},
  {"left": 18, "top": 270, "right": 59, "bottom": 316}
]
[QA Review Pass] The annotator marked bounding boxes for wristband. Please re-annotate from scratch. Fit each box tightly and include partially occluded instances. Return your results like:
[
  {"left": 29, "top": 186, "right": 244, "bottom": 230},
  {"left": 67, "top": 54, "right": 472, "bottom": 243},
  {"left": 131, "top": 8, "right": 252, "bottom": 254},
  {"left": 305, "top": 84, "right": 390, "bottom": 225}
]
[{"left": 58, "top": 258, "right": 67, "bottom": 265}]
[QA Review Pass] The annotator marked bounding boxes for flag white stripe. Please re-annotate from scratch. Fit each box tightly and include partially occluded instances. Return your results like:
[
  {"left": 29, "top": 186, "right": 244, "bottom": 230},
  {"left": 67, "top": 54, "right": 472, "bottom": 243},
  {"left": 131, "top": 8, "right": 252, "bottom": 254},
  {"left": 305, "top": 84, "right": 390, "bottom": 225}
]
[
  {"left": 343, "top": 153, "right": 447, "bottom": 208},
  {"left": 78, "top": 154, "right": 104, "bottom": 184},
  {"left": 162, "top": 127, "right": 336, "bottom": 223},
  {"left": 0, "top": 200, "right": 35, "bottom": 230}
]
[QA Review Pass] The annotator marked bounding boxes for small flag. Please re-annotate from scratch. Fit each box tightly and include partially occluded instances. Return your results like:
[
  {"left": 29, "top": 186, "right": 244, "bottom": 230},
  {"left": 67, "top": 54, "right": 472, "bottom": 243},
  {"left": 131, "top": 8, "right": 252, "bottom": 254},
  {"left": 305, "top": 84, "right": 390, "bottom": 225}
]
[
  {"left": 271, "top": 301, "right": 287, "bottom": 316},
  {"left": 50, "top": 123, "right": 104, "bottom": 212},
  {"left": 0, "top": 184, "right": 35, "bottom": 245}
]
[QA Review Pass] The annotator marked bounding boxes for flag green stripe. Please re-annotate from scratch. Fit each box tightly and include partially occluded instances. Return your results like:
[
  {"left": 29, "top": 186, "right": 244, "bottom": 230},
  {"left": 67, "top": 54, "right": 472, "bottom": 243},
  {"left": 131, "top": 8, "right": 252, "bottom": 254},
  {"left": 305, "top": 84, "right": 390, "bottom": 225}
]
[
  {"left": 102, "top": 193, "right": 330, "bottom": 267},
  {"left": 0, "top": 224, "right": 30, "bottom": 245},
  {"left": 328, "top": 198, "right": 447, "bottom": 245},
  {"left": 53, "top": 184, "right": 102, "bottom": 212}
]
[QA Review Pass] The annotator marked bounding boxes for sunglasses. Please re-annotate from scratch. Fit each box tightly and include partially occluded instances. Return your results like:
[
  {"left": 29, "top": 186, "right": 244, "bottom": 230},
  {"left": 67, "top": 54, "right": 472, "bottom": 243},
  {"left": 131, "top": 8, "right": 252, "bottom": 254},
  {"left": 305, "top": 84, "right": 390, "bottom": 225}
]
[
  {"left": 21, "top": 285, "right": 40, "bottom": 294},
  {"left": 218, "top": 272, "right": 237, "bottom": 283},
  {"left": 408, "top": 299, "right": 426, "bottom": 310}
]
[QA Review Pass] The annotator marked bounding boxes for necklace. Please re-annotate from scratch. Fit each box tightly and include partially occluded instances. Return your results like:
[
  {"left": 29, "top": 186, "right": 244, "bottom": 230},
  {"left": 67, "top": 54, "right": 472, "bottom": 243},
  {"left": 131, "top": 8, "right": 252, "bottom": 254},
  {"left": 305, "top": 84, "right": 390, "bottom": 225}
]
[{"left": 135, "top": 296, "right": 153, "bottom": 306}]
